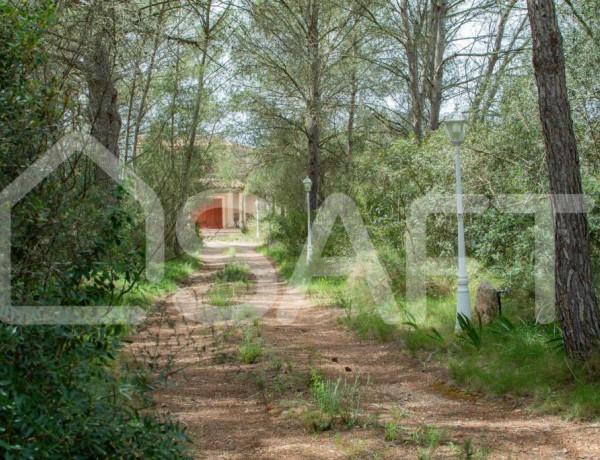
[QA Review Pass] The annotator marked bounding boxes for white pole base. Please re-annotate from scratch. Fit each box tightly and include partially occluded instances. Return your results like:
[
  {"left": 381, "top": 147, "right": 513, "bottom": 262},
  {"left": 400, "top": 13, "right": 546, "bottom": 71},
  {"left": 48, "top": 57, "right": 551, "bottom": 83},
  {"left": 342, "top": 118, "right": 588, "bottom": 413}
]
[{"left": 455, "top": 277, "right": 471, "bottom": 333}]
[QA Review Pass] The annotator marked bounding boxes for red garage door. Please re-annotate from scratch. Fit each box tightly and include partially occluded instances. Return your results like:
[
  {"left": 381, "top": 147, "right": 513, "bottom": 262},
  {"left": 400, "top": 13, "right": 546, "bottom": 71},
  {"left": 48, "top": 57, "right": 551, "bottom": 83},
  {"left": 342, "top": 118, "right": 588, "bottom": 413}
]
[{"left": 197, "top": 198, "right": 223, "bottom": 229}]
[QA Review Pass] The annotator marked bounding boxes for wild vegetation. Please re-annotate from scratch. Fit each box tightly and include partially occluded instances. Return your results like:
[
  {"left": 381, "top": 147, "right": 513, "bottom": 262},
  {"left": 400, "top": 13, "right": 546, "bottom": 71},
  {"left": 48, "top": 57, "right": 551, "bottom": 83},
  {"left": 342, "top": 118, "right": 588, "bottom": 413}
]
[{"left": 4, "top": 0, "right": 600, "bottom": 456}]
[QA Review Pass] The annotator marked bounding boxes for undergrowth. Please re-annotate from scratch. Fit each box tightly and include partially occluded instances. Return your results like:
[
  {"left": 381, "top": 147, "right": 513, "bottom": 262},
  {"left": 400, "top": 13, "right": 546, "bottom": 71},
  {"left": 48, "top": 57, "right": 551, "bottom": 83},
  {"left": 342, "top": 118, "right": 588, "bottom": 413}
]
[
  {"left": 236, "top": 320, "right": 263, "bottom": 364},
  {"left": 302, "top": 369, "right": 365, "bottom": 431},
  {"left": 118, "top": 253, "right": 202, "bottom": 307},
  {"left": 262, "top": 241, "right": 600, "bottom": 419}
]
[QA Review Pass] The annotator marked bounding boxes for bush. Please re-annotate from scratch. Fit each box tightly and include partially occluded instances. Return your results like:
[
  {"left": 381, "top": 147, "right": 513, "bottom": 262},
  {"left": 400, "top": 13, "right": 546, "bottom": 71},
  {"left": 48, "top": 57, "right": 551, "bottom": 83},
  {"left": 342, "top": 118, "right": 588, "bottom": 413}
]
[
  {"left": 0, "top": 325, "right": 190, "bottom": 458},
  {"left": 0, "top": 5, "right": 190, "bottom": 457}
]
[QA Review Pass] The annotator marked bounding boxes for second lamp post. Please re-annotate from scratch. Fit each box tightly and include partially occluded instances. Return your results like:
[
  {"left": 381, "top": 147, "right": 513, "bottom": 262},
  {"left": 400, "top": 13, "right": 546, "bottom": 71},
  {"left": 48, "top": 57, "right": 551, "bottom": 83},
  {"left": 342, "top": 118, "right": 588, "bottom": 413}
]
[
  {"left": 303, "top": 176, "right": 313, "bottom": 263},
  {"left": 445, "top": 107, "right": 472, "bottom": 332}
]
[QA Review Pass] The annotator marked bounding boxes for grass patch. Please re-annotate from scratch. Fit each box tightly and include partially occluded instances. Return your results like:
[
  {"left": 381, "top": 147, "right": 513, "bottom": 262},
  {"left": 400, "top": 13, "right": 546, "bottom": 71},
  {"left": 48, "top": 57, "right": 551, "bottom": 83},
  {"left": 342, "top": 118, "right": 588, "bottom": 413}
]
[
  {"left": 206, "top": 282, "right": 238, "bottom": 306},
  {"left": 259, "top": 241, "right": 297, "bottom": 279},
  {"left": 264, "top": 240, "right": 600, "bottom": 419},
  {"left": 447, "top": 318, "right": 600, "bottom": 417},
  {"left": 302, "top": 369, "right": 365, "bottom": 431},
  {"left": 236, "top": 322, "right": 263, "bottom": 364},
  {"left": 207, "top": 258, "right": 253, "bottom": 307},
  {"left": 118, "top": 254, "right": 202, "bottom": 307},
  {"left": 260, "top": 242, "right": 346, "bottom": 300},
  {"left": 341, "top": 307, "right": 397, "bottom": 342},
  {"left": 400, "top": 295, "right": 600, "bottom": 418},
  {"left": 215, "top": 260, "right": 251, "bottom": 283}
]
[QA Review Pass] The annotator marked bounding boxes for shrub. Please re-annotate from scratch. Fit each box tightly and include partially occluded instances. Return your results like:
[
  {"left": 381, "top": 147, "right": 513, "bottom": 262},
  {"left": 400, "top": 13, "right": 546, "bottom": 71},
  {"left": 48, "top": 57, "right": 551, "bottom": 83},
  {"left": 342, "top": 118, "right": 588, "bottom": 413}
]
[
  {"left": 0, "top": 4, "right": 190, "bottom": 457},
  {"left": 0, "top": 325, "right": 190, "bottom": 458},
  {"left": 207, "top": 283, "right": 238, "bottom": 306}
]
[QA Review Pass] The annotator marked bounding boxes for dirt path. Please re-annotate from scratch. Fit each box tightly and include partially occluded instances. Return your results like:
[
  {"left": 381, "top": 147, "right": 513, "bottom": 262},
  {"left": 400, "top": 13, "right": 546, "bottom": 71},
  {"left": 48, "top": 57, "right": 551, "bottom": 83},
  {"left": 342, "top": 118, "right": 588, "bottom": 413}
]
[{"left": 130, "top": 241, "right": 600, "bottom": 459}]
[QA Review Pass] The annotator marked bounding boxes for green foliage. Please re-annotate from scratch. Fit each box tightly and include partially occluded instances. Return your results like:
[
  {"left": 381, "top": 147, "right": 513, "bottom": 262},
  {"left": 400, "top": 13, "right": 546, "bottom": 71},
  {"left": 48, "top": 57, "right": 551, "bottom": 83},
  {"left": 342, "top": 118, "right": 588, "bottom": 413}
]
[
  {"left": 260, "top": 241, "right": 298, "bottom": 280},
  {"left": 383, "top": 420, "right": 403, "bottom": 442},
  {"left": 343, "top": 308, "right": 397, "bottom": 342},
  {"left": 303, "top": 370, "right": 363, "bottom": 431},
  {"left": 264, "top": 209, "right": 309, "bottom": 253},
  {"left": 215, "top": 260, "right": 251, "bottom": 283},
  {"left": 207, "top": 283, "right": 238, "bottom": 307},
  {"left": 456, "top": 314, "right": 483, "bottom": 350},
  {"left": 236, "top": 325, "right": 263, "bottom": 364},
  {"left": 449, "top": 318, "right": 600, "bottom": 418},
  {"left": 411, "top": 424, "right": 442, "bottom": 448},
  {"left": 207, "top": 259, "right": 253, "bottom": 307},
  {"left": 489, "top": 314, "right": 516, "bottom": 335},
  {"left": 122, "top": 254, "right": 202, "bottom": 306},
  {"left": 0, "top": 6, "right": 190, "bottom": 456},
  {"left": 0, "top": 324, "right": 191, "bottom": 458}
]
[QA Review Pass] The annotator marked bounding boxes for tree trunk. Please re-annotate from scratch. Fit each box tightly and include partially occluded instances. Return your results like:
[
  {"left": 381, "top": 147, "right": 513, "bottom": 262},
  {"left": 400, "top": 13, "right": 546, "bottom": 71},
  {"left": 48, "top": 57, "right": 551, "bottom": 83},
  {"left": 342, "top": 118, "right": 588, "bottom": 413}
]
[
  {"left": 86, "top": 38, "right": 122, "bottom": 187},
  {"left": 472, "top": 0, "right": 517, "bottom": 123},
  {"left": 428, "top": 0, "right": 446, "bottom": 131},
  {"left": 132, "top": 13, "right": 163, "bottom": 166},
  {"left": 123, "top": 56, "right": 139, "bottom": 163},
  {"left": 400, "top": 0, "right": 422, "bottom": 142},
  {"left": 346, "top": 72, "right": 356, "bottom": 164},
  {"left": 306, "top": 0, "right": 321, "bottom": 210},
  {"left": 527, "top": 0, "right": 600, "bottom": 360},
  {"left": 172, "top": 0, "right": 211, "bottom": 255}
]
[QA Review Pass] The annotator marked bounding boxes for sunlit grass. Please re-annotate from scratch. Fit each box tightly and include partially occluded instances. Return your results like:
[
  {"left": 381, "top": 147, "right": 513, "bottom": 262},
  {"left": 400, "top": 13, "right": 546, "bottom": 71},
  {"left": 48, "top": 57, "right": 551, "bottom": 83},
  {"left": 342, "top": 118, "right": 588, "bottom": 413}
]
[
  {"left": 236, "top": 322, "right": 263, "bottom": 364},
  {"left": 116, "top": 254, "right": 202, "bottom": 307},
  {"left": 263, "top": 240, "right": 600, "bottom": 419}
]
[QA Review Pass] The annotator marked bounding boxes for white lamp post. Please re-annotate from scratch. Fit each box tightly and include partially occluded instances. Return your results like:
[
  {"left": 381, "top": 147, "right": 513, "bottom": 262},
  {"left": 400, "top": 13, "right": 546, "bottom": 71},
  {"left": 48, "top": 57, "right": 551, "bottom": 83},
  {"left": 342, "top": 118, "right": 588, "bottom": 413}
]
[
  {"left": 255, "top": 198, "right": 260, "bottom": 238},
  {"left": 445, "top": 106, "right": 471, "bottom": 332},
  {"left": 303, "top": 176, "right": 313, "bottom": 263}
]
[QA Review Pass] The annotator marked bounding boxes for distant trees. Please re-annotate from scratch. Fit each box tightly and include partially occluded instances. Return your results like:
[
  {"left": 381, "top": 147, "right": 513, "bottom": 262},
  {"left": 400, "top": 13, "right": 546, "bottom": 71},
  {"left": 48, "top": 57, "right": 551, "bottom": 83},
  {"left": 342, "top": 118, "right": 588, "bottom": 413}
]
[{"left": 235, "top": 0, "right": 363, "bottom": 209}]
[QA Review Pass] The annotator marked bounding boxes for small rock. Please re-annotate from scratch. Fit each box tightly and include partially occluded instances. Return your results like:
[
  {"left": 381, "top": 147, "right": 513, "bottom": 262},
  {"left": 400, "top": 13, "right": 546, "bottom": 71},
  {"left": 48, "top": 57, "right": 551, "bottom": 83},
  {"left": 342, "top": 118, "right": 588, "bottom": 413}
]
[
  {"left": 345, "top": 366, "right": 352, "bottom": 372},
  {"left": 475, "top": 279, "right": 500, "bottom": 324},
  {"left": 331, "top": 357, "right": 338, "bottom": 362}
]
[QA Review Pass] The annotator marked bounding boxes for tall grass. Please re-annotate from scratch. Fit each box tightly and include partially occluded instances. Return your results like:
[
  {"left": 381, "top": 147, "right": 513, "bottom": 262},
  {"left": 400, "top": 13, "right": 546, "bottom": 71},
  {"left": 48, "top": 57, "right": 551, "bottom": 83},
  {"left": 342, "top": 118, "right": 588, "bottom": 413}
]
[
  {"left": 207, "top": 259, "right": 253, "bottom": 307},
  {"left": 215, "top": 260, "right": 251, "bottom": 283}
]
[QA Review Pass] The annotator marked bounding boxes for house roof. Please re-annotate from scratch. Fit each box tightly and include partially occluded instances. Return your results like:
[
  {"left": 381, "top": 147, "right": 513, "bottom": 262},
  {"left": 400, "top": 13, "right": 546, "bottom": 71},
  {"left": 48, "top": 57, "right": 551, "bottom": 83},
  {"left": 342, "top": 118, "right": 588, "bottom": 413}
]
[{"left": 198, "top": 177, "right": 245, "bottom": 190}]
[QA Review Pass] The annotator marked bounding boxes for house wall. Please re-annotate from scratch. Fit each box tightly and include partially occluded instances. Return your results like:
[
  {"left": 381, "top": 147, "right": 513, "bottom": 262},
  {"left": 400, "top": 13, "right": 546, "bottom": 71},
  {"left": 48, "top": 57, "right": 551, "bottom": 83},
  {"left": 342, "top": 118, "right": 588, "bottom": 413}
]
[{"left": 198, "top": 190, "right": 261, "bottom": 229}]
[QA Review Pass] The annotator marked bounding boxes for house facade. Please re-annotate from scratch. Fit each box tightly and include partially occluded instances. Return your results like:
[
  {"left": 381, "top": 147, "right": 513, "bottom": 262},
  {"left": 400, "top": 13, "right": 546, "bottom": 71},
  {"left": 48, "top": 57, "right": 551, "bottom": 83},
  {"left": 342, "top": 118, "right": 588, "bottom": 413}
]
[{"left": 195, "top": 180, "right": 259, "bottom": 230}]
